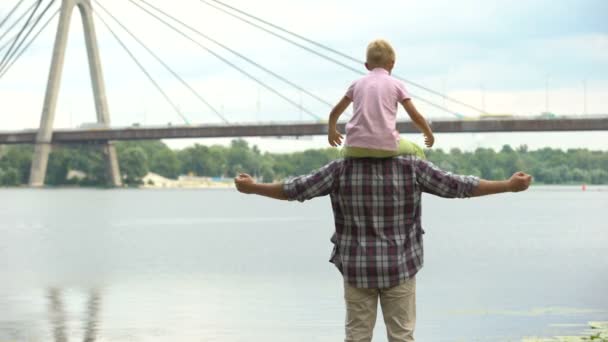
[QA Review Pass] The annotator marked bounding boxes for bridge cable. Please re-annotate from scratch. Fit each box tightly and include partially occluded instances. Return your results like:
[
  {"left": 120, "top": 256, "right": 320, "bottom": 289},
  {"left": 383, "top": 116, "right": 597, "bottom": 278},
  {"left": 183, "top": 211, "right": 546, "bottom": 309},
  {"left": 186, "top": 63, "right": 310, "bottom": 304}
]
[
  {"left": 0, "top": 1, "right": 39, "bottom": 47},
  {"left": 199, "top": 0, "right": 472, "bottom": 118},
  {"left": 0, "top": 32, "right": 20, "bottom": 54},
  {"left": 140, "top": 0, "right": 333, "bottom": 109},
  {"left": 204, "top": 0, "right": 488, "bottom": 116},
  {"left": 129, "top": 0, "right": 321, "bottom": 121},
  {"left": 93, "top": 0, "right": 228, "bottom": 124},
  {"left": 94, "top": 10, "right": 191, "bottom": 125},
  {"left": 0, "top": 0, "right": 42, "bottom": 70},
  {"left": 0, "top": 0, "right": 55, "bottom": 75},
  {"left": 0, "top": 0, "right": 44, "bottom": 72},
  {"left": 0, "top": 8, "right": 58, "bottom": 79},
  {"left": 0, "top": 0, "right": 27, "bottom": 30}
]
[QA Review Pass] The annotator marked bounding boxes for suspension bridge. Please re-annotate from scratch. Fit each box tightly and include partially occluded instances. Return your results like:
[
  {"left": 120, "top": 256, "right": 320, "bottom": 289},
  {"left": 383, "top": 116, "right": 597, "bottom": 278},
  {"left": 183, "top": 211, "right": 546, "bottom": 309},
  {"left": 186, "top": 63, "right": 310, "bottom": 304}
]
[{"left": 1, "top": 0, "right": 607, "bottom": 187}]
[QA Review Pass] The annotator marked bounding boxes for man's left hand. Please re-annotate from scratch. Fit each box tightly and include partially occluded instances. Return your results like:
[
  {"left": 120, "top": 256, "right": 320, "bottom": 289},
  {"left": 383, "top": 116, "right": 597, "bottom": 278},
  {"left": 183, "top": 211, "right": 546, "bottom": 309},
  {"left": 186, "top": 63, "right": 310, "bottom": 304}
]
[{"left": 234, "top": 173, "right": 255, "bottom": 194}]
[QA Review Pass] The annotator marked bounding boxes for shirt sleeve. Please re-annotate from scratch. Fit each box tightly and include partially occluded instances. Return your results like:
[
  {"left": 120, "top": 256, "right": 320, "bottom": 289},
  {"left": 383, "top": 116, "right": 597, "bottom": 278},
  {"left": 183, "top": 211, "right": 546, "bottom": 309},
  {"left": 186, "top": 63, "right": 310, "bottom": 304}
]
[
  {"left": 345, "top": 81, "right": 356, "bottom": 100},
  {"left": 414, "top": 159, "right": 479, "bottom": 198},
  {"left": 283, "top": 160, "right": 341, "bottom": 202},
  {"left": 395, "top": 81, "right": 411, "bottom": 102}
]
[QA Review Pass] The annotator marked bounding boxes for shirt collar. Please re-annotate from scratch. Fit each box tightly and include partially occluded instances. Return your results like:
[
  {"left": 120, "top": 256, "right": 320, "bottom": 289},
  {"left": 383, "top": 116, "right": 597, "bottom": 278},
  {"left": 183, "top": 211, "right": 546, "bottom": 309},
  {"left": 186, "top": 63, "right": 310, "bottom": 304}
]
[{"left": 370, "top": 68, "right": 389, "bottom": 75}]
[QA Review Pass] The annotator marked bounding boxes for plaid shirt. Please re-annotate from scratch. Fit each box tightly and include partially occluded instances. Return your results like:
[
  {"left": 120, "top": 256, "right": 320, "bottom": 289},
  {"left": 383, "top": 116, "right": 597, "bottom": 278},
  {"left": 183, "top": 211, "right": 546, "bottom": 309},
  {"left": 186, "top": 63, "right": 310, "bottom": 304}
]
[{"left": 283, "top": 156, "right": 479, "bottom": 289}]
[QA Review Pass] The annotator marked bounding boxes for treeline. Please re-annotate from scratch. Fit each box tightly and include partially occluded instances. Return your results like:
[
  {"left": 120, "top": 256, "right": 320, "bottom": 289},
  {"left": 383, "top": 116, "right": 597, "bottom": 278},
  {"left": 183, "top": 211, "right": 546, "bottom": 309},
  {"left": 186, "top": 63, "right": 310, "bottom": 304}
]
[{"left": 1, "top": 140, "right": 607, "bottom": 186}]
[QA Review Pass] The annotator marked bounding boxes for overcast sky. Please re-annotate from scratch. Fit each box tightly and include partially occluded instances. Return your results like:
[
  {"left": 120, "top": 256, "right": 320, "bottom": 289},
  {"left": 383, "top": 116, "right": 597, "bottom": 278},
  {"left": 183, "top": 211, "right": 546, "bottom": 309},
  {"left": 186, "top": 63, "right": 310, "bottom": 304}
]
[{"left": 0, "top": 0, "right": 607, "bottom": 151}]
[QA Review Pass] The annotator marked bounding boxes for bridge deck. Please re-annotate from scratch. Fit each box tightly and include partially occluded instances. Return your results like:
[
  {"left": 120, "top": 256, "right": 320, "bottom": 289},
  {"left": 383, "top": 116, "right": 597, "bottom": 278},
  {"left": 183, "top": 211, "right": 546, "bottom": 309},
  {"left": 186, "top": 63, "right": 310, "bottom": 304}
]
[{"left": 1, "top": 117, "right": 607, "bottom": 144}]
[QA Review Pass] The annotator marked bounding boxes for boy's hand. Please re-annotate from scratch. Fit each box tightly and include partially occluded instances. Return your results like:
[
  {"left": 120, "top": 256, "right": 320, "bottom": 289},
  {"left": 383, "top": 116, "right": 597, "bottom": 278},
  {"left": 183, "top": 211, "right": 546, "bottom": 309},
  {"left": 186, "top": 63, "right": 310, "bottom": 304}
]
[
  {"left": 234, "top": 173, "right": 256, "bottom": 194},
  {"left": 508, "top": 172, "right": 532, "bottom": 192},
  {"left": 424, "top": 133, "right": 435, "bottom": 148},
  {"left": 328, "top": 129, "right": 344, "bottom": 147}
]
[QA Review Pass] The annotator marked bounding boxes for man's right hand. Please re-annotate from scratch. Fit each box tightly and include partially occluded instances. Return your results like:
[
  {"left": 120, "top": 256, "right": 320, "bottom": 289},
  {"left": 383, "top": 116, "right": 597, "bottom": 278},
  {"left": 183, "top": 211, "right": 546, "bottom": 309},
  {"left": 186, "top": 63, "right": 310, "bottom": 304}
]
[{"left": 508, "top": 172, "right": 532, "bottom": 192}]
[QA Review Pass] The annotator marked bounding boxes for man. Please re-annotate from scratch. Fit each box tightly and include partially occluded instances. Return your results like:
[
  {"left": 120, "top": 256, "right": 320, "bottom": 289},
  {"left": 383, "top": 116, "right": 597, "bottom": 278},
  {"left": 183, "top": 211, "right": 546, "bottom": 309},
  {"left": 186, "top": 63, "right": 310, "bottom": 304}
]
[{"left": 234, "top": 156, "right": 531, "bottom": 342}]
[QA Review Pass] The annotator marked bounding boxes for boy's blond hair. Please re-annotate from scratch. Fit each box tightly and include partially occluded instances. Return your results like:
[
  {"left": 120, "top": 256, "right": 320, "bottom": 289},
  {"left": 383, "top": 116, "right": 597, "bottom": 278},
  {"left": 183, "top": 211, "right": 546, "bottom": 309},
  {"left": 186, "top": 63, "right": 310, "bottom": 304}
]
[{"left": 366, "top": 39, "right": 396, "bottom": 68}]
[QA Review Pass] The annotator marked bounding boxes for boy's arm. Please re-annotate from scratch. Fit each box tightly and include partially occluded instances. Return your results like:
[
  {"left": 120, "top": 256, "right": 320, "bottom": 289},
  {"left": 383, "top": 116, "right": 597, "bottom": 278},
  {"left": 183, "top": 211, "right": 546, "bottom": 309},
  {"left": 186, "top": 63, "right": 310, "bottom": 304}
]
[
  {"left": 328, "top": 96, "right": 352, "bottom": 147},
  {"left": 471, "top": 172, "right": 532, "bottom": 197},
  {"left": 401, "top": 99, "right": 434, "bottom": 147},
  {"left": 234, "top": 173, "right": 287, "bottom": 200}
]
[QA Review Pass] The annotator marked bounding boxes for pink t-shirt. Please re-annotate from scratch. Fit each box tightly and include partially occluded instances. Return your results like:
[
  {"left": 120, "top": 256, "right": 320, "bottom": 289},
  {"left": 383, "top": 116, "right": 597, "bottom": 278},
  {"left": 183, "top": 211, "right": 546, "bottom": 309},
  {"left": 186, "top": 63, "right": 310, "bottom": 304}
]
[{"left": 344, "top": 68, "right": 411, "bottom": 151}]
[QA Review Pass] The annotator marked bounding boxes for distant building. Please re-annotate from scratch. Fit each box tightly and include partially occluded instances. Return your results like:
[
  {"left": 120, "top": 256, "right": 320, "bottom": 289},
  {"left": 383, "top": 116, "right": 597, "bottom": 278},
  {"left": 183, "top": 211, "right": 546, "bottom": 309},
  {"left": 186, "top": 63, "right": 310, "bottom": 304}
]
[
  {"left": 67, "top": 170, "right": 87, "bottom": 181},
  {"left": 141, "top": 173, "right": 233, "bottom": 188},
  {"left": 142, "top": 172, "right": 179, "bottom": 188}
]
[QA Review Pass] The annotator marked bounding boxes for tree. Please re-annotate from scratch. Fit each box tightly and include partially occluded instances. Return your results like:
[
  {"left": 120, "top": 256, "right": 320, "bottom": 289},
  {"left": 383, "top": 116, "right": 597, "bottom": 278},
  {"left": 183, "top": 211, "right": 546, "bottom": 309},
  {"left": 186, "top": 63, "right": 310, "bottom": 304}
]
[
  {"left": 489, "top": 168, "right": 505, "bottom": 180},
  {"left": 46, "top": 148, "right": 70, "bottom": 185},
  {"left": 116, "top": 140, "right": 180, "bottom": 179},
  {"left": 260, "top": 163, "right": 275, "bottom": 182},
  {"left": 152, "top": 148, "right": 180, "bottom": 178},
  {"left": 570, "top": 168, "right": 591, "bottom": 183},
  {"left": 0, "top": 167, "right": 19, "bottom": 186},
  {"left": 120, "top": 147, "right": 149, "bottom": 185},
  {"left": 226, "top": 139, "right": 260, "bottom": 176},
  {"left": 0, "top": 145, "right": 32, "bottom": 183},
  {"left": 2, "top": 141, "right": 608, "bottom": 186},
  {"left": 590, "top": 169, "right": 608, "bottom": 184}
]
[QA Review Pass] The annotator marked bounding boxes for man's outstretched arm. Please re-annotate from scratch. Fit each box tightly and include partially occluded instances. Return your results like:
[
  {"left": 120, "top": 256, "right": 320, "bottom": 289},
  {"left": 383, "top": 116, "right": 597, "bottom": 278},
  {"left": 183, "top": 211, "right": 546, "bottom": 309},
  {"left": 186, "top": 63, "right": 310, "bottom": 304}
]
[
  {"left": 235, "top": 161, "right": 339, "bottom": 202},
  {"left": 234, "top": 173, "right": 287, "bottom": 200},
  {"left": 471, "top": 172, "right": 532, "bottom": 197},
  {"left": 416, "top": 159, "right": 531, "bottom": 198}
]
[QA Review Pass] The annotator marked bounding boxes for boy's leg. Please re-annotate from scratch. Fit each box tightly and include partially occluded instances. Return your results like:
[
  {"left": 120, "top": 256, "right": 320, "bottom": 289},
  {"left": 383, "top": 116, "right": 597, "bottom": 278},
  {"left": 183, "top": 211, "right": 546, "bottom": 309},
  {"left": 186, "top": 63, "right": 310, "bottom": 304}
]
[
  {"left": 344, "top": 282, "right": 379, "bottom": 342},
  {"left": 341, "top": 146, "right": 397, "bottom": 158},
  {"left": 397, "top": 139, "right": 426, "bottom": 159},
  {"left": 379, "top": 277, "right": 416, "bottom": 342},
  {"left": 341, "top": 139, "right": 425, "bottom": 159}
]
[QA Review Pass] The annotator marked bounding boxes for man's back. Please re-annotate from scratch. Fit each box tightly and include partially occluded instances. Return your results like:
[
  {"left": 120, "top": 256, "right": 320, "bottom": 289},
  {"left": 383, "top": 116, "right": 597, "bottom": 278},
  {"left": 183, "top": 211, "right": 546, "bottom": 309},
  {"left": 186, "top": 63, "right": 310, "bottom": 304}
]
[{"left": 284, "top": 156, "right": 479, "bottom": 289}]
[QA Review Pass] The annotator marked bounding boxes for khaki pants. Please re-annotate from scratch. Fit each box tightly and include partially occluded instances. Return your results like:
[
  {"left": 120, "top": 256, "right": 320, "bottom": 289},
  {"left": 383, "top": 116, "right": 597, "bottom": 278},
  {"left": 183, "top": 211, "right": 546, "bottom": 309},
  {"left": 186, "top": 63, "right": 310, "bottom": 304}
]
[{"left": 344, "top": 277, "right": 416, "bottom": 342}]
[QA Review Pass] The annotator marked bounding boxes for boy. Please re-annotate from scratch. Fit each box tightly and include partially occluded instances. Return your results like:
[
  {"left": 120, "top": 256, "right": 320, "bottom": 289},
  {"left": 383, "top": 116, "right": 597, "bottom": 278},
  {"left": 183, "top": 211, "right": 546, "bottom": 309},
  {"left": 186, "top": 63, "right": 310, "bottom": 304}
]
[{"left": 328, "top": 39, "right": 434, "bottom": 158}]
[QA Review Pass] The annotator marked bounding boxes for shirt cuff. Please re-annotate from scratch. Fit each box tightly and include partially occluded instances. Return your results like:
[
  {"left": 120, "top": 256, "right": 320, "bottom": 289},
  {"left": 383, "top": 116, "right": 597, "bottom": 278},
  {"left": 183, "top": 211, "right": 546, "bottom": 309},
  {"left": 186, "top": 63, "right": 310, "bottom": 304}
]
[
  {"left": 463, "top": 176, "right": 480, "bottom": 197},
  {"left": 283, "top": 177, "right": 299, "bottom": 201}
]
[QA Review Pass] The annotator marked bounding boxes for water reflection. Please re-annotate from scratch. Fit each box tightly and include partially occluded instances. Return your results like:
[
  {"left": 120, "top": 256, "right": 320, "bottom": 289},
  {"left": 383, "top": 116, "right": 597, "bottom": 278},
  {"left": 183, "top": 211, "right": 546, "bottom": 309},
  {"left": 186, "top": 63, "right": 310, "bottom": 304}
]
[
  {"left": 0, "top": 189, "right": 604, "bottom": 341},
  {"left": 47, "top": 288, "right": 101, "bottom": 342}
]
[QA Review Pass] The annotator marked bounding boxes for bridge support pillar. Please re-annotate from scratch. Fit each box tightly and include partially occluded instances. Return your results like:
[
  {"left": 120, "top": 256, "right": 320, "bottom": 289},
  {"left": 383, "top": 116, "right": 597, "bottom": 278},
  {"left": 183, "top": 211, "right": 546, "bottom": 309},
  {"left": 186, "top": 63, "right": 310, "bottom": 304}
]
[{"left": 29, "top": 0, "right": 121, "bottom": 187}]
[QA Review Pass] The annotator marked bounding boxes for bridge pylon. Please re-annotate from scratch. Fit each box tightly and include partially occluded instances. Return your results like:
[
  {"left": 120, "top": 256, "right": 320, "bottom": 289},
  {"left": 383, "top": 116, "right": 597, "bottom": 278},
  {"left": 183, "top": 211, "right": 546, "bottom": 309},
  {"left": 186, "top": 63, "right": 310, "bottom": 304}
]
[{"left": 29, "top": 0, "right": 121, "bottom": 187}]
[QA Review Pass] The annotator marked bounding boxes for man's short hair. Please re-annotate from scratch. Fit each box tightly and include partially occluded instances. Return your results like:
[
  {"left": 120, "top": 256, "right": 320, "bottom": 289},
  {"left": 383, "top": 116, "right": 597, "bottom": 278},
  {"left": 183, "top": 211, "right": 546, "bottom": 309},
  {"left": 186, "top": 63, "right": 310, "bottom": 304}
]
[{"left": 366, "top": 39, "right": 396, "bottom": 68}]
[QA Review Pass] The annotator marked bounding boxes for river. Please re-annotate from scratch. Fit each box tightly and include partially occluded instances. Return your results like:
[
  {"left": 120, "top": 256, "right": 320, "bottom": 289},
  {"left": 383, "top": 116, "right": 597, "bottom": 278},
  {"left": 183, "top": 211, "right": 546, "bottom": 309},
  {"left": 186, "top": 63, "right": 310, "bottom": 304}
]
[{"left": 1, "top": 186, "right": 607, "bottom": 341}]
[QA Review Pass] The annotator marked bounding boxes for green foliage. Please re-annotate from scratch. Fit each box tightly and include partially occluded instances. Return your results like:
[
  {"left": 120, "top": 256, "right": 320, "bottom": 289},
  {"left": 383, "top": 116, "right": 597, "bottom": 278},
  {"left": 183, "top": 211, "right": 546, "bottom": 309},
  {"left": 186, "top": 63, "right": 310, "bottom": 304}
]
[
  {"left": 1, "top": 140, "right": 607, "bottom": 186},
  {"left": 118, "top": 140, "right": 180, "bottom": 178},
  {"left": 426, "top": 145, "right": 608, "bottom": 184},
  {"left": 0, "top": 145, "right": 32, "bottom": 184},
  {"left": 0, "top": 167, "right": 20, "bottom": 186},
  {"left": 118, "top": 146, "right": 149, "bottom": 185}
]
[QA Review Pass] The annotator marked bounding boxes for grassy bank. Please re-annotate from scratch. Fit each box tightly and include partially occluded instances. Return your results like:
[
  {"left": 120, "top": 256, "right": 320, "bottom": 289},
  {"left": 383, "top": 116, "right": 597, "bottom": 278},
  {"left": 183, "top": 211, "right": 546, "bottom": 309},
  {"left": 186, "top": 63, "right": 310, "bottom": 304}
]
[{"left": 523, "top": 322, "right": 608, "bottom": 341}]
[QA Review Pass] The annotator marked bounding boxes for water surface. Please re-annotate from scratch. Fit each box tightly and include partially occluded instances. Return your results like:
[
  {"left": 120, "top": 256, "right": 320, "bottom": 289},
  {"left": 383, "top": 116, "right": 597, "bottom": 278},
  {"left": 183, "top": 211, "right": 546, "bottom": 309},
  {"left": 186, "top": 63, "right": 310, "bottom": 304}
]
[{"left": 1, "top": 186, "right": 607, "bottom": 341}]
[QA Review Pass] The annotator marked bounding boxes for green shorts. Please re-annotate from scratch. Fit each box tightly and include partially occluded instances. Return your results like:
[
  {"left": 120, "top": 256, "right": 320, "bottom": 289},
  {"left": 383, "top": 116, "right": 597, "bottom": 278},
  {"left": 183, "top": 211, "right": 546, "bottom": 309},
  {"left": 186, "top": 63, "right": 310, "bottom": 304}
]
[{"left": 342, "top": 139, "right": 426, "bottom": 159}]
